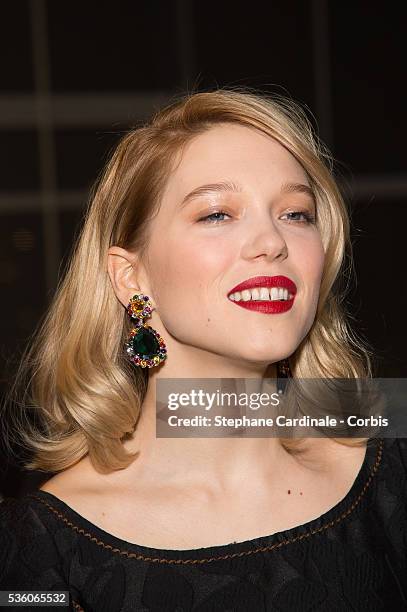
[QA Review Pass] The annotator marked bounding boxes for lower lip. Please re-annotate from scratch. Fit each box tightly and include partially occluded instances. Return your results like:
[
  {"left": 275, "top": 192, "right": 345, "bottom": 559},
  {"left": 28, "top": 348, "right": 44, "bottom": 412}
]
[{"left": 229, "top": 297, "right": 295, "bottom": 314}]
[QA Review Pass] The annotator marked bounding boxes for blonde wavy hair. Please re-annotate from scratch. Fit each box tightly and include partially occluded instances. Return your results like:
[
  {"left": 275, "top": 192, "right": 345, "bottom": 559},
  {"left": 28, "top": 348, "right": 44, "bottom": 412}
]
[{"left": 2, "top": 88, "right": 373, "bottom": 475}]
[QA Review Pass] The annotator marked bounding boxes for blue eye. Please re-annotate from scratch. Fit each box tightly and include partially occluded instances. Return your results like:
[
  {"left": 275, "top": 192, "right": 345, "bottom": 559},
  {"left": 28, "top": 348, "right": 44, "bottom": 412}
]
[
  {"left": 198, "top": 211, "right": 232, "bottom": 224},
  {"left": 282, "top": 211, "right": 316, "bottom": 224},
  {"left": 198, "top": 210, "right": 315, "bottom": 225}
]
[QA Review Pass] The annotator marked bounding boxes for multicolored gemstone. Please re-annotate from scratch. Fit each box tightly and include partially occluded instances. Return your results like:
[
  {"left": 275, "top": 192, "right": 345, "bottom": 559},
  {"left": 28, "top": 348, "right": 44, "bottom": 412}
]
[
  {"left": 126, "top": 293, "right": 153, "bottom": 325},
  {"left": 125, "top": 293, "right": 167, "bottom": 368}
]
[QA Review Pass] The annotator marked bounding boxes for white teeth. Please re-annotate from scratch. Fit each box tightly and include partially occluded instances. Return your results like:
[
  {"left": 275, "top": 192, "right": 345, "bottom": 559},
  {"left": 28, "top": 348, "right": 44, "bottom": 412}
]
[{"left": 229, "top": 287, "right": 292, "bottom": 302}]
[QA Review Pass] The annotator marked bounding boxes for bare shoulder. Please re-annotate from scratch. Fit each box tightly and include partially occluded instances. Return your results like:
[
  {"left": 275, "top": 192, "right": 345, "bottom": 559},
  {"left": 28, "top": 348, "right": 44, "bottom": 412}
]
[
  {"left": 38, "top": 455, "right": 100, "bottom": 503},
  {"left": 294, "top": 437, "right": 369, "bottom": 474},
  {"left": 36, "top": 456, "right": 166, "bottom": 543},
  {"left": 37, "top": 454, "right": 147, "bottom": 522}
]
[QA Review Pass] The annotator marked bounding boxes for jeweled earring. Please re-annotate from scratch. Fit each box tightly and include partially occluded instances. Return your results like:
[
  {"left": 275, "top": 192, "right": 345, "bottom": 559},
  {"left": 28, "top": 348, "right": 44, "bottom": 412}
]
[
  {"left": 125, "top": 293, "right": 167, "bottom": 368},
  {"left": 277, "top": 358, "right": 292, "bottom": 379},
  {"left": 276, "top": 358, "right": 292, "bottom": 394}
]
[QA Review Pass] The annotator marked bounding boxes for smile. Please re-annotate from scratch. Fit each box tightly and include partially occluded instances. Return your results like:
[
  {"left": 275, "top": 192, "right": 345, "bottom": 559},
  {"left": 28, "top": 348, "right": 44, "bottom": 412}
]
[{"left": 227, "top": 275, "right": 297, "bottom": 314}]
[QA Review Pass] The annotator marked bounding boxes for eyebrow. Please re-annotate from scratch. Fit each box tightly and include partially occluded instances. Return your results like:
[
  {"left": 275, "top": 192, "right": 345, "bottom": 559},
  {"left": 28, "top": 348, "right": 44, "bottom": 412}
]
[
  {"left": 179, "top": 180, "right": 315, "bottom": 208},
  {"left": 179, "top": 180, "right": 242, "bottom": 208},
  {"left": 280, "top": 181, "right": 315, "bottom": 201}
]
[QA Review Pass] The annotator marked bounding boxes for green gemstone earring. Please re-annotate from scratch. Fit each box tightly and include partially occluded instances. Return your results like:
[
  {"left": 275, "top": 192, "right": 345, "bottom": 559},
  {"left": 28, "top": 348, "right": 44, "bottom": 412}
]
[{"left": 125, "top": 293, "right": 167, "bottom": 368}]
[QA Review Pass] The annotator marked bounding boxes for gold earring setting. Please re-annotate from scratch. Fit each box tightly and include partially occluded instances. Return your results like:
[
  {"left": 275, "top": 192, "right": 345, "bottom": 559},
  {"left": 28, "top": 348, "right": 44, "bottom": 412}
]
[{"left": 125, "top": 293, "right": 167, "bottom": 368}]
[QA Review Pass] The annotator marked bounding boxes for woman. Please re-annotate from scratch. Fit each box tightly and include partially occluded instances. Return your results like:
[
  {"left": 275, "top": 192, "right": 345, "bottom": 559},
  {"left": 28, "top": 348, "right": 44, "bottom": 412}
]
[{"left": 1, "top": 89, "right": 406, "bottom": 611}]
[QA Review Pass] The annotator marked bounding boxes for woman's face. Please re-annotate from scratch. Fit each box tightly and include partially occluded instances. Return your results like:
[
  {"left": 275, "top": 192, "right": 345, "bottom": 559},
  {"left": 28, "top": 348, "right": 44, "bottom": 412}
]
[{"left": 141, "top": 123, "right": 325, "bottom": 366}]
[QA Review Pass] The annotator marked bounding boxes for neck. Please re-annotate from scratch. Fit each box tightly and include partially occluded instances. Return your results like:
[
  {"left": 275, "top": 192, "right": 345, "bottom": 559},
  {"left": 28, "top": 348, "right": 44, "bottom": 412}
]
[{"left": 119, "top": 350, "right": 287, "bottom": 493}]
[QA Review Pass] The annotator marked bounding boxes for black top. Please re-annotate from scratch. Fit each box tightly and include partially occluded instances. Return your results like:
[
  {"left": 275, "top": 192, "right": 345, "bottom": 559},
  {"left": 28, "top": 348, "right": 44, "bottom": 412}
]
[{"left": 1, "top": 437, "right": 406, "bottom": 612}]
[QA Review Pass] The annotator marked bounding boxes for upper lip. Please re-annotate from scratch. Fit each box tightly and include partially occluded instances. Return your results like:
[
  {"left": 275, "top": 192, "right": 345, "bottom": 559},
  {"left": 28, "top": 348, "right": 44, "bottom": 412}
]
[{"left": 227, "top": 275, "right": 297, "bottom": 296}]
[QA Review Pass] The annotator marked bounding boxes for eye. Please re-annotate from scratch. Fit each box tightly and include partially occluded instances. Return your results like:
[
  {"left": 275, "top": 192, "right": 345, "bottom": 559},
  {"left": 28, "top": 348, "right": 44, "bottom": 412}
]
[
  {"left": 281, "top": 210, "right": 316, "bottom": 224},
  {"left": 197, "top": 210, "right": 232, "bottom": 224},
  {"left": 197, "top": 209, "right": 316, "bottom": 225}
]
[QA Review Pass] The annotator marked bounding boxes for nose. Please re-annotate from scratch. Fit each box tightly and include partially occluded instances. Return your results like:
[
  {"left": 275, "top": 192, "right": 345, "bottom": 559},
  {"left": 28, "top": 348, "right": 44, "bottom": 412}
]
[{"left": 240, "top": 216, "right": 288, "bottom": 262}]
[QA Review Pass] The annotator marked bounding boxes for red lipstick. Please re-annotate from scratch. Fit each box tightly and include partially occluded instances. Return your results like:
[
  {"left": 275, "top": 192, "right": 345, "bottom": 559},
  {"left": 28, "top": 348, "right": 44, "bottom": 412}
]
[{"left": 227, "top": 275, "right": 297, "bottom": 314}]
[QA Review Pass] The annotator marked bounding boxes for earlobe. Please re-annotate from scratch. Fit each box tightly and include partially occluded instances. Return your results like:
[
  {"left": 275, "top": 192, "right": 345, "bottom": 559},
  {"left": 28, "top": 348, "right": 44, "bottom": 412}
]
[{"left": 107, "top": 246, "right": 140, "bottom": 307}]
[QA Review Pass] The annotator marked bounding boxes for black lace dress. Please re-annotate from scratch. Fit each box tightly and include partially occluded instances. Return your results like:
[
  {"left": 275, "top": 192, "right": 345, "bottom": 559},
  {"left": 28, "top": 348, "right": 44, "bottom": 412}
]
[{"left": 1, "top": 437, "right": 406, "bottom": 611}]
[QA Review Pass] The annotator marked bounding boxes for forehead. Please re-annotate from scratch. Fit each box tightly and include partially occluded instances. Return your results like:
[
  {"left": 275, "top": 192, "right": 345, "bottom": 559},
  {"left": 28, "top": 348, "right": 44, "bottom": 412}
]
[{"left": 164, "top": 123, "right": 309, "bottom": 199}]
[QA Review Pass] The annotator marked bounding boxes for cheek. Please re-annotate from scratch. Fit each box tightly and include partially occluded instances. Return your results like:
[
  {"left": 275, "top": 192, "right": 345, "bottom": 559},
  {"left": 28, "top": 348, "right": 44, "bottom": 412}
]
[
  {"left": 300, "top": 242, "right": 325, "bottom": 337},
  {"left": 148, "top": 232, "right": 234, "bottom": 309},
  {"left": 286, "top": 236, "right": 325, "bottom": 344},
  {"left": 294, "top": 233, "right": 325, "bottom": 289}
]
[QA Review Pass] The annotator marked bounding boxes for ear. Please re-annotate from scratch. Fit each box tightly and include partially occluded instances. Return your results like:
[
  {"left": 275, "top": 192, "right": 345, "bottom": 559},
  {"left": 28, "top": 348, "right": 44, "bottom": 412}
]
[{"left": 107, "top": 246, "right": 144, "bottom": 308}]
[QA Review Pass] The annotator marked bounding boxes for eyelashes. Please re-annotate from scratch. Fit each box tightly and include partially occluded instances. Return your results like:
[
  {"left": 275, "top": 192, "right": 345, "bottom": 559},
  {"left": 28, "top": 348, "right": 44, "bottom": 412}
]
[
  {"left": 197, "top": 210, "right": 316, "bottom": 225},
  {"left": 197, "top": 211, "right": 231, "bottom": 223},
  {"left": 282, "top": 211, "right": 316, "bottom": 224}
]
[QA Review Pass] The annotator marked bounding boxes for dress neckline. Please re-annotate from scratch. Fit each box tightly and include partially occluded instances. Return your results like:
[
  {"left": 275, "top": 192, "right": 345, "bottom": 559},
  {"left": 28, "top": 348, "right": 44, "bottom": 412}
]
[{"left": 27, "top": 437, "right": 383, "bottom": 564}]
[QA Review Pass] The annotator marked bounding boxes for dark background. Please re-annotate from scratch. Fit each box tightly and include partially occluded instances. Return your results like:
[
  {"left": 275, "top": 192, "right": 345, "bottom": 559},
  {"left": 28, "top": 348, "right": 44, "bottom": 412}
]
[{"left": 1, "top": 0, "right": 406, "bottom": 497}]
